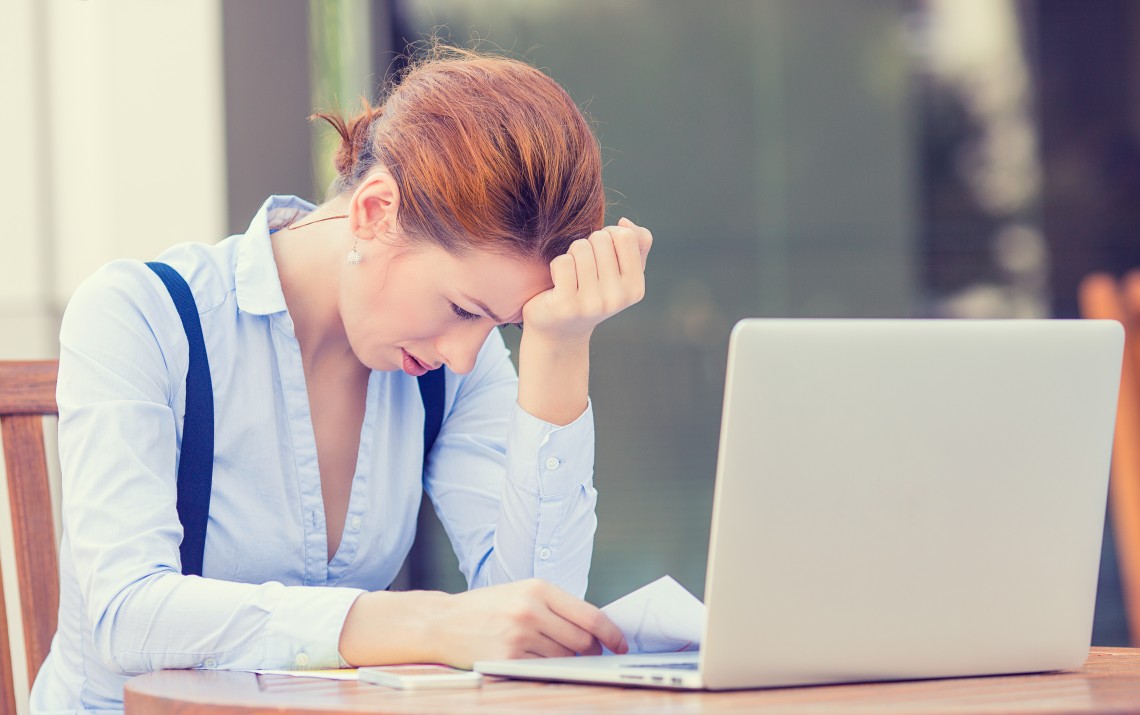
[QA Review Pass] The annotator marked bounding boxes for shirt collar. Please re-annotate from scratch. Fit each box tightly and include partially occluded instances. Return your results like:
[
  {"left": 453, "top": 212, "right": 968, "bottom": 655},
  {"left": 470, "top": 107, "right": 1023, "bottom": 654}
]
[{"left": 234, "top": 195, "right": 316, "bottom": 316}]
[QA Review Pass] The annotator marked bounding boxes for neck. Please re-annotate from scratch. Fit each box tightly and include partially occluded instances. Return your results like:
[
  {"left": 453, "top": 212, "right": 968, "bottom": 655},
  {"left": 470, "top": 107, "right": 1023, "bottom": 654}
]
[{"left": 271, "top": 197, "right": 363, "bottom": 372}]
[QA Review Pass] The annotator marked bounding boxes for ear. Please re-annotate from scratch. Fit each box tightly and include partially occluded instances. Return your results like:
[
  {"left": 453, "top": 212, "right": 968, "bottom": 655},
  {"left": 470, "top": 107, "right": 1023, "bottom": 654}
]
[{"left": 348, "top": 168, "right": 400, "bottom": 241}]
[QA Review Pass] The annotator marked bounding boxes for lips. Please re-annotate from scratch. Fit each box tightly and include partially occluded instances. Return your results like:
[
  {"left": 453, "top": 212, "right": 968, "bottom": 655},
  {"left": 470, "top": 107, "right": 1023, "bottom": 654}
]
[{"left": 401, "top": 348, "right": 431, "bottom": 377}]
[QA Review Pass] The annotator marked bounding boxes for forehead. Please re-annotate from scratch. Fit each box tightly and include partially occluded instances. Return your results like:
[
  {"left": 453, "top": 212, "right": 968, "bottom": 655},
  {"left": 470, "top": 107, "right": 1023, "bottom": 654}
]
[{"left": 435, "top": 247, "right": 551, "bottom": 307}]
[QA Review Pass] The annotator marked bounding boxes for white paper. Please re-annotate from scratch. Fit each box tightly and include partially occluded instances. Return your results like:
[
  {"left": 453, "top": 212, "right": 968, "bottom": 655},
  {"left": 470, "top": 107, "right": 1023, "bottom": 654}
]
[
  {"left": 251, "top": 668, "right": 359, "bottom": 680},
  {"left": 601, "top": 575, "right": 705, "bottom": 654}
]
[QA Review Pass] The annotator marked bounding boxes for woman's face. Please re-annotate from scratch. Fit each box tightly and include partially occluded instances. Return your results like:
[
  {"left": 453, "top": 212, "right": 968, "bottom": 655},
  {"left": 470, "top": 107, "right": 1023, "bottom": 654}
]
[{"left": 339, "top": 242, "right": 551, "bottom": 375}]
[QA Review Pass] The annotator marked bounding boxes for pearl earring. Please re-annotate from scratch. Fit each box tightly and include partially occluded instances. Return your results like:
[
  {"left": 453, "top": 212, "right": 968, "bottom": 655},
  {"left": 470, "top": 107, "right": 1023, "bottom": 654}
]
[{"left": 347, "top": 222, "right": 385, "bottom": 265}]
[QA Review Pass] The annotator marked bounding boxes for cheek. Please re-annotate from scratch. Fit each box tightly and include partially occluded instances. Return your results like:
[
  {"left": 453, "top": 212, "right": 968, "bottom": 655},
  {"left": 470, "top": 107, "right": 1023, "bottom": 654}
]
[
  {"left": 341, "top": 272, "right": 446, "bottom": 346},
  {"left": 338, "top": 271, "right": 393, "bottom": 354}
]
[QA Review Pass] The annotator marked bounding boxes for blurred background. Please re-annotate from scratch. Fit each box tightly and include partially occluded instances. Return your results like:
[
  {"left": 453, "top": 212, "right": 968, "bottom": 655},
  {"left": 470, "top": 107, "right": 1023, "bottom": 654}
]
[{"left": 3, "top": 0, "right": 1138, "bottom": 650}]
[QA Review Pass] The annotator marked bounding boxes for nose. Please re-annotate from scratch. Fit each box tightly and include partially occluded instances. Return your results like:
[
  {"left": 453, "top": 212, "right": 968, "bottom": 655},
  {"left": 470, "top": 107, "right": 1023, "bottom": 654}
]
[{"left": 435, "top": 320, "right": 494, "bottom": 375}]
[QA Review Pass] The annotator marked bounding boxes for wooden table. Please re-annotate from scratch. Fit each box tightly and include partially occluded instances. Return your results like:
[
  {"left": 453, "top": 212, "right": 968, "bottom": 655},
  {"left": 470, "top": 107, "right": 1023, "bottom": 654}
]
[{"left": 124, "top": 647, "right": 1140, "bottom": 714}]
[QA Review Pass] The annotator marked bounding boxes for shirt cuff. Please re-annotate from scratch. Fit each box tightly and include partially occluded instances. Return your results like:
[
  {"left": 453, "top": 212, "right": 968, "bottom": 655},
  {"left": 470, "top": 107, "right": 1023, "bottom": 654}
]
[
  {"left": 508, "top": 399, "right": 595, "bottom": 498},
  {"left": 263, "top": 585, "right": 366, "bottom": 669}
]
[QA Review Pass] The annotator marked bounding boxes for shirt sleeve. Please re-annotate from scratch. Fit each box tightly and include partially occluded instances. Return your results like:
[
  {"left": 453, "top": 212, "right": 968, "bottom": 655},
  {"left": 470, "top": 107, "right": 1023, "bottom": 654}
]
[
  {"left": 423, "top": 330, "right": 598, "bottom": 598},
  {"left": 56, "top": 261, "right": 363, "bottom": 675}
]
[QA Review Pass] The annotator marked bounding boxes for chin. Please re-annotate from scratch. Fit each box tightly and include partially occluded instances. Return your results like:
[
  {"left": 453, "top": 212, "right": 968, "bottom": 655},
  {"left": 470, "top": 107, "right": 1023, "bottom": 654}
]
[
  {"left": 348, "top": 346, "right": 398, "bottom": 373},
  {"left": 369, "top": 355, "right": 403, "bottom": 372}
]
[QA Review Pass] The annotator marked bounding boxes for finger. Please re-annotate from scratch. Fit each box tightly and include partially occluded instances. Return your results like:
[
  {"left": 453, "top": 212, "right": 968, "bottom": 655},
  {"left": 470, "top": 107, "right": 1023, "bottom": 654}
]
[
  {"left": 618, "top": 218, "right": 652, "bottom": 270},
  {"left": 544, "top": 589, "right": 629, "bottom": 654},
  {"left": 590, "top": 229, "right": 622, "bottom": 287},
  {"left": 613, "top": 227, "right": 645, "bottom": 279},
  {"left": 536, "top": 609, "right": 604, "bottom": 656},
  {"left": 549, "top": 253, "right": 577, "bottom": 297},
  {"left": 638, "top": 231, "right": 652, "bottom": 268},
  {"left": 568, "top": 238, "right": 599, "bottom": 296},
  {"left": 529, "top": 630, "right": 581, "bottom": 659}
]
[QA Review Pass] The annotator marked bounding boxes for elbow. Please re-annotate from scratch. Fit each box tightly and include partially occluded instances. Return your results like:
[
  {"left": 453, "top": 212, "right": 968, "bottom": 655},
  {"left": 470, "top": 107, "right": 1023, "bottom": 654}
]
[
  {"left": 87, "top": 571, "right": 172, "bottom": 675},
  {"left": 89, "top": 610, "right": 139, "bottom": 675}
]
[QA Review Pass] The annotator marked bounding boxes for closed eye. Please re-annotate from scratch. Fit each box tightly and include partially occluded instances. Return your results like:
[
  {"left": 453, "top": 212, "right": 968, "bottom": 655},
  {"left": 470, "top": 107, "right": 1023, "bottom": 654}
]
[
  {"left": 450, "top": 302, "right": 480, "bottom": 321},
  {"left": 451, "top": 301, "right": 522, "bottom": 330}
]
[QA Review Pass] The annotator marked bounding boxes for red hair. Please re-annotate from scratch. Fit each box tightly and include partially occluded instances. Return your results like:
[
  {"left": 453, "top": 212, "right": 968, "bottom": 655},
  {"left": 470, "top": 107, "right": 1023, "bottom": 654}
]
[{"left": 313, "top": 47, "right": 605, "bottom": 264}]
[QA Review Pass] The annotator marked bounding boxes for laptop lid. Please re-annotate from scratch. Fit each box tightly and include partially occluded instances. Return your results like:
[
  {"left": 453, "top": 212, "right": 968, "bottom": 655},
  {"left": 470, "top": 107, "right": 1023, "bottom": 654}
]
[{"left": 700, "top": 319, "right": 1122, "bottom": 689}]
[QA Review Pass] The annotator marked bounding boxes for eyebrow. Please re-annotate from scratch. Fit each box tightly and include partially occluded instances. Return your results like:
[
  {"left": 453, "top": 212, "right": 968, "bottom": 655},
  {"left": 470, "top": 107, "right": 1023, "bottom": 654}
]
[{"left": 461, "top": 292, "right": 517, "bottom": 324}]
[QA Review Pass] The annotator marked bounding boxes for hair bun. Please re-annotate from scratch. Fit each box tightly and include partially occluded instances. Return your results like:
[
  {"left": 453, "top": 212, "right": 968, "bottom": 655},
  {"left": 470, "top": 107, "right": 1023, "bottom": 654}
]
[{"left": 311, "top": 99, "right": 384, "bottom": 180}]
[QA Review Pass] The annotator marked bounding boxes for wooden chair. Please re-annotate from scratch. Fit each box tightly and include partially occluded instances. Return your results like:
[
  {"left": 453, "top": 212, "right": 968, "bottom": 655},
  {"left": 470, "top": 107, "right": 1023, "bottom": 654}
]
[
  {"left": 0, "top": 360, "right": 60, "bottom": 712},
  {"left": 1079, "top": 273, "right": 1140, "bottom": 646}
]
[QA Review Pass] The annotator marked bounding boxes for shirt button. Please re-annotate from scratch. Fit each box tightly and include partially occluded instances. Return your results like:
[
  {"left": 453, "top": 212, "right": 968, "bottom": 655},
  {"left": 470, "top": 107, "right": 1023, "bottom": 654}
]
[
  {"left": 545, "top": 457, "right": 561, "bottom": 471},
  {"left": 203, "top": 658, "right": 218, "bottom": 669},
  {"left": 539, "top": 547, "right": 552, "bottom": 560},
  {"left": 294, "top": 652, "right": 311, "bottom": 667},
  {"left": 350, "top": 516, "right": 362, "bottom": 530}
]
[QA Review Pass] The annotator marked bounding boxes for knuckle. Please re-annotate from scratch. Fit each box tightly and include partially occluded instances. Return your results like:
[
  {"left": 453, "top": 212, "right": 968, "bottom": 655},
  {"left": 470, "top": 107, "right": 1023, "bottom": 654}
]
[
  {"left": 523, "top": 578, "right": 548, "bottom": 598},
  {"left": 574, "top": 632, "right": 596, "bottom": 653},
  {"left": 505, "top": 629, "right": 529, "bottom": 654},
  {"left": 507, "top": 612, "right": 539, "bottom": 636}
]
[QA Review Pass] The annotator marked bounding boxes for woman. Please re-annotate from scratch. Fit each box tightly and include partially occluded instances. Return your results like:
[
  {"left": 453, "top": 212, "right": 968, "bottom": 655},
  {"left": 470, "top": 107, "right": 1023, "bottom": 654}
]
[{"left": 31, "top": 46, "right": 649, "bottom": 713}]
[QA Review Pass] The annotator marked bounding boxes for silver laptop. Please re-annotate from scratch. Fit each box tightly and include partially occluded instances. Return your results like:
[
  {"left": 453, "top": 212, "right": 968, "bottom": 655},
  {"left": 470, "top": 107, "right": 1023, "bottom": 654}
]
[{"left": 475, "top": 319, "right": 1123, "bottom": 690}]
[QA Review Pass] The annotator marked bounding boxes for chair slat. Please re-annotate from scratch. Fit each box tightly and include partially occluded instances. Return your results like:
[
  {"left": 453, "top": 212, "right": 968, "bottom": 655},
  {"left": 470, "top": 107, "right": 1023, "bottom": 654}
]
[
  {"left": 1, "top": 415, "right": 60, "bottom": 687},
  {"left": 0, "top": 581, "right": 16, "bottom": 715},
  {"left": 0, "top": 362, "right": 58, "bottom": 415},
  {"left": 1079, "top": 273, "right": 1140, "bottom": 646}
]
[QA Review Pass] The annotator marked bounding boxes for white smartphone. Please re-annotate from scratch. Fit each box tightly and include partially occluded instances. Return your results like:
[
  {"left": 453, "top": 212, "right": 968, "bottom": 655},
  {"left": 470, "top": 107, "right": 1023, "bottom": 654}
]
[{"left": 358, "top": 664, "right": 484, "bottom": 690}]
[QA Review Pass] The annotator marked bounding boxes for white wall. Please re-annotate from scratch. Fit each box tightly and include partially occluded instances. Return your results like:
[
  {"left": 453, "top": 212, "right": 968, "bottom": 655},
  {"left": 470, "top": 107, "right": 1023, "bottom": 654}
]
[
  {"left": 1, "top": 0, "right": 53, "bottom": 361},
  {"left": 0, "top": 1, "right": 226, "bottom": 711},
  {"left": 0, "top": 0, "right": 227, "bottom": 359}
]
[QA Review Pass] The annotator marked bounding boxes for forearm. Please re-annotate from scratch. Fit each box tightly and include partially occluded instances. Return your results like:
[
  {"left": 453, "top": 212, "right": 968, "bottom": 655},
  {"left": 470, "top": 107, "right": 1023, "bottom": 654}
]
[
  {"left": 338, "top": 590, "right": 449, "bottom": 666},
  {"left": 82, "top": 568, "right": 362, "bottom": 673},
  {"left": 516, "top": 332, "right": 591, "bottom": 426},
  {"left": 472, "top": 408, "right": 599, "bottom": 595}
]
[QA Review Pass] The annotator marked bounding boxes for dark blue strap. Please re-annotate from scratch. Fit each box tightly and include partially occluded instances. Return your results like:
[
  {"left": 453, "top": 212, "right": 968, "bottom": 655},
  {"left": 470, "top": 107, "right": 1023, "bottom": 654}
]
[
  {"left": 417, "top": 368, "right": 445, "bottom": 467},
  {"left": 398, "top": 367, "right": 444, "bottom": 590},
  {"left": 148, "top": 259, "right": 437, "bottom": 581},
  {"left": 146, "top": 262, "right": 214, "bottom": 577}
]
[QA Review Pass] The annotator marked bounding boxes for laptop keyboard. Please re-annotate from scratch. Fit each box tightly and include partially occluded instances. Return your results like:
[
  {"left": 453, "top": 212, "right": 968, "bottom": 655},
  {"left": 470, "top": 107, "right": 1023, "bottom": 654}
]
[{"left": 622, "top": 661, "right": 699, "bottom": 671}]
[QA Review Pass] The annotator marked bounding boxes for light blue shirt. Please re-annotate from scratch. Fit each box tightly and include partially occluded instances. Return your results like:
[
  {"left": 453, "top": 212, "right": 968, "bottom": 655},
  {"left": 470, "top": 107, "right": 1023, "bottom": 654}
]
[{"left": 31, "top": 196, "right": 598, "bottom": 714}]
